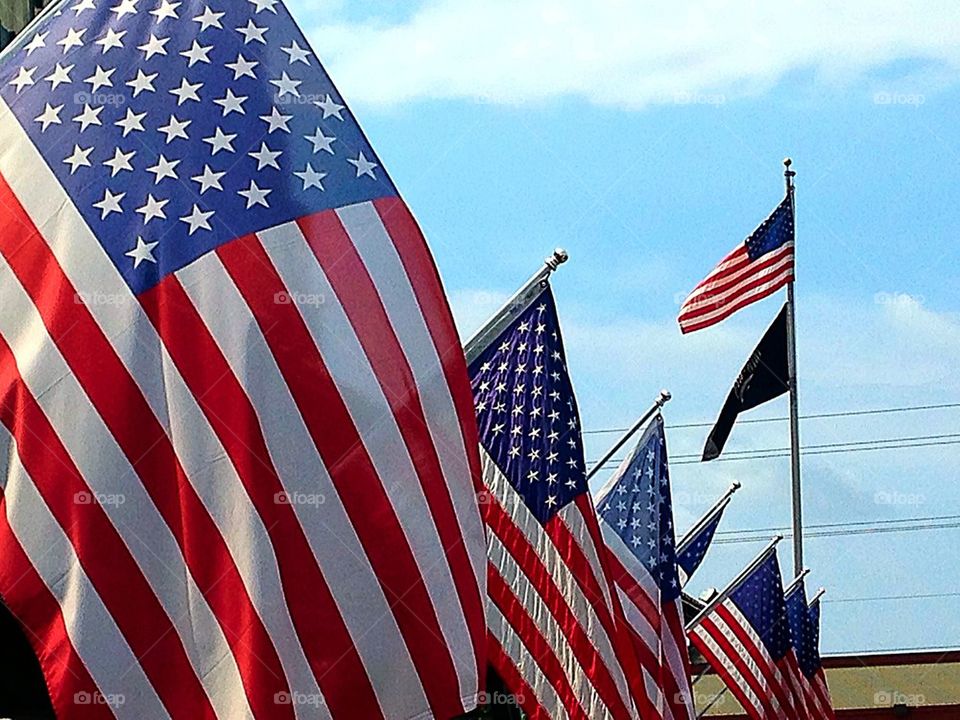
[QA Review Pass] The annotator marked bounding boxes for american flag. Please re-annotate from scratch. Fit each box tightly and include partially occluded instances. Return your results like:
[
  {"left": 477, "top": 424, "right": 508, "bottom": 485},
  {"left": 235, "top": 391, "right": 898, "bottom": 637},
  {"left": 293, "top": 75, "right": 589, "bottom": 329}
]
[
  {"left": 676, "top": 493, "right": 731, "bottom": 586},
  {"left": 0, "top": 1, "right": 489, "bottom": 718},
  {"left": 688, "top": 549, "right": 807, "bottom": 720},
  {"left": 678, "top": 196, "right": 795, "bottom": 334},
  {"left": 470, "top": 285, "right": 649, "bottom": 720},
  {"left": 595, "top": 416, "right": 696, "bottom": 720},
  {"left": 786, "top": 583, "right": 836, "bottom": 719}
]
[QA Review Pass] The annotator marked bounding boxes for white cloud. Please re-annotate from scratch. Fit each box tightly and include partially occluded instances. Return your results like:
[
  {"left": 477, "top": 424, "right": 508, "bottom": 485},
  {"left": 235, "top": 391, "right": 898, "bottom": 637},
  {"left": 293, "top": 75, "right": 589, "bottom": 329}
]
[{"left": 307, "top": 0, "right": 960, "bottom": 108}]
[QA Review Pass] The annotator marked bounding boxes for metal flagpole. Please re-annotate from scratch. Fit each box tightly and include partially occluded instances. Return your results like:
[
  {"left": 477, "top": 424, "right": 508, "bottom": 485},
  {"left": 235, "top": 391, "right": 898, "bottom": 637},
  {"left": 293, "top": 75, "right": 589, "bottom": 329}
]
[
  {"left": 697, "top": 687, "right": 727, "bottom": 718},
  {"left": 783, "top": 157, "right": 804, "bottom": 577},
  {"left": 464, "top": 249, "right": 569, "bottom": 365},
  {"left": 586, "top": 390, "right": 672, "bottom": 481},
  {"left": 783, "top": 568, "right": 811, "bottom": 597},
  {"left": 809, "top": 587, "right": 827, "bottom": 606},
  {"left": 676, "top": 481, "right": 742, "bottom": 556}
]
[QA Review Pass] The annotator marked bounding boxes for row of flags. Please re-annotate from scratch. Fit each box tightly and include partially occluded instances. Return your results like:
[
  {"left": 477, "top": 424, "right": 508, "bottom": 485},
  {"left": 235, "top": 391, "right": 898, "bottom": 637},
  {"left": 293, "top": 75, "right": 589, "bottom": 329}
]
[{"left": 0, "top": 0, "right": 832, "bottom": 718}]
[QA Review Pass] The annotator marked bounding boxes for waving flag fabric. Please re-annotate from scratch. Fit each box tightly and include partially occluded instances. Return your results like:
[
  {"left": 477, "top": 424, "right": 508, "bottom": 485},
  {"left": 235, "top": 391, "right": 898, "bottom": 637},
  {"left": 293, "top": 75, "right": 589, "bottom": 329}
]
[
  {"left": 678, "top": 196, "right": 794, "bottom": 334},
  {"left": 688, "top": 550, "right": 805, "bottom": 720},
  {"left": 0, "top": 1, "right": 488, "bottom": 718},
  {"left": 787, "top": 586, "right": 836, "bottom": 719},
  {"left": 470, "top": 286, "right": 649, "bottom": 720},
  {"left": 595, "top": 416, "right": 696, "bottom": 720},
  {"left": 676, "top": 495, "right": 731, "bottom": 585}
]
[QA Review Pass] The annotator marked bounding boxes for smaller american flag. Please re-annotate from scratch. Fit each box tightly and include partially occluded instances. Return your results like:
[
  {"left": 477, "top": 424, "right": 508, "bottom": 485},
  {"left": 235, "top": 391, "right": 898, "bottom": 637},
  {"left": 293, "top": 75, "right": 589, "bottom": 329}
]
[
  {"left": 678, "top": 196, "right": 794, "bottom": 334},
  {"left": 675, "top": 498, "right": 729, "bottom": 586},
  {"left": 786, "top": 584, "right": 836, "bottom": 719},
  {"left": 595, "top": 416, "right": 695, "bottom": 720},
  {"left": 688, "top": 549, "right": 805, "bottom": 720}
]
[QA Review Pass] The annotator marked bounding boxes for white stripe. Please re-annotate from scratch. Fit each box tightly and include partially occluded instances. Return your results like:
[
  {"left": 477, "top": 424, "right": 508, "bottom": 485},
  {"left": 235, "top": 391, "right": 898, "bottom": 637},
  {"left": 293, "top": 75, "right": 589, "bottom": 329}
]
[
  {"left": 558, "top": 502, "right": 616, "bottom": 612},
  {"left": 680, "top": 243, "right": 793, "bottom": 313},
  {"left": 180, "top": 249, "right": 430, "bottom": 720},
  {"left": 679, "top": 259, "right": 794, "bottom": 327},
  {"left": 691, "top": 626, "right": 765, "bottom": 718},
  {"left": 662, "top": 601, "right": 695, "bottom": 719},
  {"left": 258, "top": 223, "right": 476, "bottom": 700},
  {"left": 0, "top": 241, "right": 253, "bottom": 719},
  {"left": 0, "top": 427, "right": 170, "bottom": 720},
  {"left": 488, "top": 603, "right": 570, "bottom": 720},
  {"left": 686, "top": 245, "right": 748, "bottom": 288},
  {"left": 722, "top": 601, "right": 795, "bottom": 707},
  {"left": 489, "top": 534, "right": 614, "bottom": 720},
  {"left": 615, "top": 585, "right": 659, "bottom": 657},
  {"left": 335, "top": 201, "right": 487, "bottom": 590}
]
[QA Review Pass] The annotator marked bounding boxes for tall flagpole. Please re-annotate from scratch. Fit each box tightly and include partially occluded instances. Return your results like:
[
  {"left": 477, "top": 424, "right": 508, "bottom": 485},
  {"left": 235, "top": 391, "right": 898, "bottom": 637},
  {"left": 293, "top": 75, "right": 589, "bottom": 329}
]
[
  {"left": 784, "top": 158, "right": 803, "bottom": 576},
  {"left": 585, "top": 390, "right": 672, "bottom": 482}
]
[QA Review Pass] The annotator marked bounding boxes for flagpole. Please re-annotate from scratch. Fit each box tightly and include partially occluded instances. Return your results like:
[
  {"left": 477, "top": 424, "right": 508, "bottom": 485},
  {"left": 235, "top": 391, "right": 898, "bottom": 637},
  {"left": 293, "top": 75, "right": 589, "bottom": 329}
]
[
  {"left": 809, "top": 587, "right": 827, "bottom": 606},
  {"left": 464, "top": 248, "right": 569, "bottom": 365},
  {"left": 685, "top": 534, "right": 783, "bottom": 632},
  {"left": 783, "top": 568, "right": 811, "bottom": 597},
  {"left": 585, "top": 390, "right": 672, "bottom": 481},
  {"left": 676, "top": 481, "right": 742, "bottom": 556},
  {"left": 784, "top": 157, "right": 803, "bottom": 577}
]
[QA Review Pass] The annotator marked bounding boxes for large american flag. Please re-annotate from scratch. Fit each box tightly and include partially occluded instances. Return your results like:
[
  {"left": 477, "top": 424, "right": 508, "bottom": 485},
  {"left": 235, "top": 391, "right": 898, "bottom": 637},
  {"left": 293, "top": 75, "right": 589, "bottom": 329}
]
[
  {"left": 469, "top": 285, "right": 649, "bottom": 720},
  {"left": 688, "top": 549, "right": 806, "bottom": 720},
  {"left": 678, "top": 196, "right": 795, "bottom": 334},
  {"left": 786, "top": 583, "right": 836, "bottom": 719},
  {"left": 595, "top": 416, "right": 695, "bottom": 720},
  {"left": 0, "top": 1, "right": 489, "bottom": 718}
]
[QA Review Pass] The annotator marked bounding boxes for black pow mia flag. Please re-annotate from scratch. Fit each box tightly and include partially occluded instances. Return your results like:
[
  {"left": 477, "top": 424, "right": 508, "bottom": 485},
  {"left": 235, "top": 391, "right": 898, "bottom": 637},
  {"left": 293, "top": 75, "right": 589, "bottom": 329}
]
[{"left": 703, "top": 305, "right": 790, "bottom": 461}]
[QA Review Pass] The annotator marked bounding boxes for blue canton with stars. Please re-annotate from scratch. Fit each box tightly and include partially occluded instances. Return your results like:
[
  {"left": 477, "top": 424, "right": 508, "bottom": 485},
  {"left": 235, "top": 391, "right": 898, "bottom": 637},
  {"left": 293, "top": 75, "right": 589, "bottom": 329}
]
[
  {"left": 469, "top": 287, "right": 587, "bottom": 525},
  {"left": 596, "top": 416, "right": 682, "bottom": 603},
  {"left": 0, "top": 0, "right": 397, "bottom": 294},
  {"left": 808, "top": 598, "right": 823, "bottom": 662},
  {"left": 745, "top": 195, "right": 794, "bottom": 261},
  {"left": 729, "top": 551, "right": 793, "bottom": 662},
  {"left": 785, "top": 582, "right": 822, "bottom": 678},
  {"left": 677, "top": 504, "right": 725, "bottom": 578}
]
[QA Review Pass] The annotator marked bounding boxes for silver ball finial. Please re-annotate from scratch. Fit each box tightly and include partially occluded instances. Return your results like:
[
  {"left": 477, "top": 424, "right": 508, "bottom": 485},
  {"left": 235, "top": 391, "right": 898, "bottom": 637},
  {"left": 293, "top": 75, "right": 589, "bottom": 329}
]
[
  {"left": 783, "top": 157, "right": 793, "bottom": 167},
  {"left": 545, "top": 248, "right": 569, "bottom": 271},
  {"left": 731, "top": 480, "right": 742, "bottom": 491},
  {"left": 657, "top": 389, "right": 672, "bottom": 406}
]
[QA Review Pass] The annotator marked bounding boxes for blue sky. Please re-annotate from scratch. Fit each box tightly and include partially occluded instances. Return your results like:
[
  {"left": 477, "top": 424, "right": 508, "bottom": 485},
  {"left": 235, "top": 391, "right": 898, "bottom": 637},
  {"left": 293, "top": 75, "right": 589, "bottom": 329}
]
[{"left": 291, "top": 0, "right": 960, "bottom": 655}]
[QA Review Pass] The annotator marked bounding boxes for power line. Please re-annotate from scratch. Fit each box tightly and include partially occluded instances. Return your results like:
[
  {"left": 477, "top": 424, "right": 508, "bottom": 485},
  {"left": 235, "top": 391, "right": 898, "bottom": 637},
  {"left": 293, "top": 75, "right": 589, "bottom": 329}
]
[
  {"left": 714, "top": 514, "right": 960, "bottom": 537},
  {"left": 583, "top": 401, "right": 960, "bottom": 435},
  {"left": 824, "top": 591, "right": 960, "bottom": 605},
  {"left": 712, "top": 520, "right": 960, "bottom": 545}
]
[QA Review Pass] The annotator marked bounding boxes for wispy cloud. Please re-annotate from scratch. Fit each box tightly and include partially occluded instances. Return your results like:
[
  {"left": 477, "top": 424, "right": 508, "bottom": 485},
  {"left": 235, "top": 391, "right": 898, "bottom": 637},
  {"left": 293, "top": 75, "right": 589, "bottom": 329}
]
[{"left": 304, "top": 0, "right": 960, "bottom": 108}]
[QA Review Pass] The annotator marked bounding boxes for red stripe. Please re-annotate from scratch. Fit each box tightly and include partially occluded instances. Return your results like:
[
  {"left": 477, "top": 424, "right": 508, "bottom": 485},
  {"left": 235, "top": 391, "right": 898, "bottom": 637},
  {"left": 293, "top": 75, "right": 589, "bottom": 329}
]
[
  {"left": 680, "top": 244, "right": 793, "bottom": 317},
  {"left": 485, "top": 498, "right": 632, "bottom": 720},
  {"left": 813, "top": 671, "right": 836, "bottom": 719},
  {"left": 298, "top": 209, "right": 485, "bottom": 690},
  {"left": 691, "top": 623, "right": 777, "bottom": 720},
  {"left": 679, "top": 267, "right": 793, "bottom": 334},
  {"left": 662, "top": 601, "right": 695, "bottom": 720},
  {"left": 488, "top": 569, "right": 592, "bottom": 720},
  {"left": 140, "top": 271, "right": 382, "bottom": 720},
  {"left": 0, "top": 503, "right": 111, "bottom": 720},
  {"left": 680, "top": 245, "right": 749, "bottom": 303},
  {"left": 487, "top": 633, "right": 551, "bottom": 720},
  {"left": 0, "top": 176, "right": 237, "bottom": 720},
  {"left": 606, "top": 552, "right": 660, "bottom": 632}
]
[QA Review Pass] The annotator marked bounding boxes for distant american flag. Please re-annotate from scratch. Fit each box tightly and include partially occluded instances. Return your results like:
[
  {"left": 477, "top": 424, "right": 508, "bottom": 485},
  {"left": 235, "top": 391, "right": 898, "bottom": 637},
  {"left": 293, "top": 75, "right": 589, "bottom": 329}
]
[
  {"left": 786, "top": 584, "right": 836, "bottom": 719},
  {"left": 676, "top": 492, "right": 732, "bottom": 586},
  {"left": 678, "top": 196, "right": 794, "bottom": 334},
  {"left": 470, "top": 286, "right": 649, "bottom": 720},
  {"left": 595, "top": 416, "right": 696, "bottom": 720},
  {"left": 688, "top": 550, "right": 806, "bottom": 720},
  {"left": 0, "top": 1, "right": 488, "bottom": 718}
]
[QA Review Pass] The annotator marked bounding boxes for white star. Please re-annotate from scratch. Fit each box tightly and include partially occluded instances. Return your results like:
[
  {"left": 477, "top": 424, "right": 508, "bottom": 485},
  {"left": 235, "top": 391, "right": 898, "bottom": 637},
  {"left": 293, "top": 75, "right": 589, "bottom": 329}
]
[
  {"left": 236, "top": 20, "right": 267, "bottom": 44},
  {"left": 281, "top": 39, "right": 312, "bottom": 65},
  {"left": 260, "top": 106, "right": 292, "bottom": 133},
  {"left": 126, "top": 69, "right": 158, "bottom": 96},
  {"left": 57, "top": 27, "right": 86, "bottom": 54},
  {"left": 84, "top": 65, "right": 115, "bottom": 92},
  {"left": 136, "top": 194, "right": 169, "bottom": 224},
  {"left": 270, "top": 71, "right": 301, "bottom": 99},
  {"left": 225, "top": 53, "right": 258, "bottom": 80},
  {"left": 35, "top": 104, "right": 64, "bottom": 132},
  {"left": 191, "top": 165, "right": 225, "bottom": 194},
  {"left": 180, "top": 205, "right": 214, "bottom": 235},
  {"left": 193, "top": 7, "right": 224, "bottom": 31},
  {"left": 248, "top": 0, "right": 278, "bottom": 13},
  {"left": 23, "top": 31, "right": 48, "bottom": 55},
  {"left": 249, "top": 142, "right": 281, "bottom": 170},
  {"left": 146, "top": 154, "right": 180, "bottom": 183},
  {"left": 157, "top": 114, "right": 190, "bottom": 143},
  {"left": 545, "top": 496, "right": 558, "bottom": 508},
  {"left": 44, "top": 63, "right": 74, "bottom": 90},
  {"left": 126, "top": 236, "right": 158, "bottom": 269},
  {"left": 116, "top": 108, "right": 147, "bottom": 136},
  {"left": 150, "top": 0, "right": 180, "bottom": 22},
  {"left": 347, "top": 151, "right": 379, "bottom": 179},
  {"left": 214, "top": 88, "right": 247, "bottom": 116},
  {"left": 238, "top": 180, "right": 272, "bottom": 208},
  {"left": 93, "top": 188, "right": 125, "bottom": 218},
  {"left": 203, "top": 127, "right": 236, "bottom": 154},
  {"left": 95, "top": 28, "right": 126, "bottom": 54},
  {"left": 170, "top": 78, "right": 202, "bottom": 105},
  {"left": 63, "top": 144, "right": 93, "bottom": 174},
  {"left": 72, "top": 0, "right": 96, "bottom": 14},
  {"left": 111, "top": 0, "right": 138, "bottom": 18},
  {"left": 315, "top": 94, "right": 345, "bottom": 120},
  {"left": 305, "top": 127, "right": 335, "bottom": 154},
  {"left": 72, "top": 104, "right": 103, "bottom": 132},
  {"left": 180, "top": 40, "right": 213, "bottom": 67},
  {"left": 294, "top": 163, "right": 327, "bottom": 191},
  {"left": 9, "top": 66, "right": 36, "bottom": 93},
  {"left": 103, "top": 147, "right": 135, "bottom": 176},
  {"left": 138, "top": 34, "right": 169, "bottom": 60}
]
